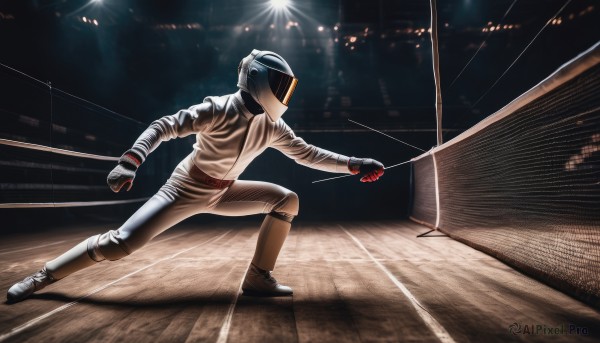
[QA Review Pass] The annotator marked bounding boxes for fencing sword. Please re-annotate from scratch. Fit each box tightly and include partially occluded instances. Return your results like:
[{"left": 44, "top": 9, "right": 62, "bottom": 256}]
[
  {"left": 312, "top": 160, "right": 412, "bottom": 184},
  {"left": 347, "top": 119, "right": 426, "bottom": 152},
  {"left": 312, "top": 119, "right": 426, "bottom": 183}
]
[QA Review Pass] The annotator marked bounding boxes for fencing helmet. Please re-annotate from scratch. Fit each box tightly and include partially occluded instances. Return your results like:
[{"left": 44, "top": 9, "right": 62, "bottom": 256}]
[{"left": 237, "top": 49, "right": 298, "bottom": 122}]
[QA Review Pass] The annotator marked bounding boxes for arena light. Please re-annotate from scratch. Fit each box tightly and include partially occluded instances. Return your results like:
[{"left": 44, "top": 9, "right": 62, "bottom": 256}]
[{"left": 270, "top": 0, "right": 289, "bottom": 10}]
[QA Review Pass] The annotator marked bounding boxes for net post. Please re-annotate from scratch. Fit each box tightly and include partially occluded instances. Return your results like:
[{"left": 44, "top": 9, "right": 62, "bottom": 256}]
[
  {"left": 432, "top": 153, "right": 441, "bottom": 229},
  {"left": 426, "top": 0, "right": 444, "bottom": 238},
  {"left": 430, "top": 0, "right": 443, "bottom": 146},
  {"left": 416, "top": 152, "right": 446, "bottom": 238}
]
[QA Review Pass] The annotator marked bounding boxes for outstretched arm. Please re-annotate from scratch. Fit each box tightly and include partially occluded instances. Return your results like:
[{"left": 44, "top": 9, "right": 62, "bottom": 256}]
[
  {"left": 107, "top": 102, "right": 214, "bottom": 192},
  {"left": 270, "top": 120, "right": 384, "bottom": 182}
]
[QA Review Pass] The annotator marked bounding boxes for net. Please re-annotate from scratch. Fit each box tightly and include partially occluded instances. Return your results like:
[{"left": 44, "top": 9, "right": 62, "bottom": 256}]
[
  {"left": 409, "top": 155, "right": 437, "bottom": 227},
  {"left": 410, "top": 42, "right": 600, "bottom": 307},
  {"left": 0, "top": 63, "right": 160, "bottom": 207}
]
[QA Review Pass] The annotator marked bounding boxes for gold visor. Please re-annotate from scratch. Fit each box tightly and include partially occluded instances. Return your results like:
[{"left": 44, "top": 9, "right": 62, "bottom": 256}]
[{"left": 268, "top": 69, "right": 298, "bottom": 106}]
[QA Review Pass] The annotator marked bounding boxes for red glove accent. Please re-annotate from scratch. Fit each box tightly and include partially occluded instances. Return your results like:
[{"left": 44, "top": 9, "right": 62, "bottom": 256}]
[
  {"left": 360, "top": 168, "right": 384, "bottom": 183},
  {"left": 348, "top": 157, "right": 385, "bottom": 183},
  {"left": 120, "top": 152, "right": 142, "bottom": 168},
  {"left": 123, "top": 179, "right": 133, "bottom": 192}
]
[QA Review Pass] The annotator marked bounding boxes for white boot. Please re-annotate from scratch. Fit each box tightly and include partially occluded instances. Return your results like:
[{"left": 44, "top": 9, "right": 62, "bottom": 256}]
[
  {"left": 7, "top": 267, "right": 54, "bottom": 303},
  {"left": 7, "top": 237, "right": 99, "bottom": 303},
  {"left": 242, "top": 263, "right": 293, "bottom": 296},
  {"left": 242, "top": 214, "right": 293, "bottom": 296}
]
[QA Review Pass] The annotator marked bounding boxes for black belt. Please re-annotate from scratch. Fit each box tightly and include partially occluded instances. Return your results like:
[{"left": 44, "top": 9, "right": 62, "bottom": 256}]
[{"left": 189, "top": 164, "right": 234, "bottom": 189}]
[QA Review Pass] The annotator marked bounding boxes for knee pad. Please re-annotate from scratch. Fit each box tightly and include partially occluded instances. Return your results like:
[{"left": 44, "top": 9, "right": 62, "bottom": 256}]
[
  {"left": 270, "top": 191, "right": 299, "bottom": 222},
  {"left": 269, "top": 211, "right": 295, "bottom": 223},
  {"left": 87, "top": 230, "right": 131, "bottom": 262}
]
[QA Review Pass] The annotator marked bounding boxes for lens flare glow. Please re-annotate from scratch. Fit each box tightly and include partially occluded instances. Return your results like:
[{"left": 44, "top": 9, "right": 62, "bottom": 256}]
[{"left": 270, "top": 0, "right": 289, "bottom": 10}]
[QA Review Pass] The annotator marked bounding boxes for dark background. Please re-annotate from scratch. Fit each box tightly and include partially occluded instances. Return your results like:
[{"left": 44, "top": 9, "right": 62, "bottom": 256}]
[{"left": 0, "top": 0, "right": 598, "bottom": 230}]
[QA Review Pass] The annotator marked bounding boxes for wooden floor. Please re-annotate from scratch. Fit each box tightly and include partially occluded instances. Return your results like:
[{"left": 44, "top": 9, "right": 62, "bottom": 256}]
[{"left": 1, "top": 220, "right": 599, "bottom": 343}]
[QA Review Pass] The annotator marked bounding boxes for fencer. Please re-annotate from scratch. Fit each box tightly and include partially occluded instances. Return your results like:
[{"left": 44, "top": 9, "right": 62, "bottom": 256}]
[{"left": 7, "top": 49, "right": 384, "bottom": 303}]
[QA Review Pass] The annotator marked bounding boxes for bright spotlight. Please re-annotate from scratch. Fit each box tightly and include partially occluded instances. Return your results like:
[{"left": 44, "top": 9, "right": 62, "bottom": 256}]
[{"left": 270, "top": 0, "right": 289, "bottom": 10}]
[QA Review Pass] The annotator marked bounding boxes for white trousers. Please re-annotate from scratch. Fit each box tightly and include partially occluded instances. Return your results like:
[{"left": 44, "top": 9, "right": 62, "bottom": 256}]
[
  {"left": 115, "top": 156, "right": 299, "bottom": 253},
  {"left": 45, "top": 155, "right": 299, "bottom": 279}
]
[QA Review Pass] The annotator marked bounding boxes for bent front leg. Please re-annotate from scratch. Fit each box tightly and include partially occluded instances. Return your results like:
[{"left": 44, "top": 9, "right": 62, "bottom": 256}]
[
  {"left": 210, "top": 180, "right": 299, "bottom": 271},
  {"left": 252, "top": 190, "right": 298, "bottom": 271}
]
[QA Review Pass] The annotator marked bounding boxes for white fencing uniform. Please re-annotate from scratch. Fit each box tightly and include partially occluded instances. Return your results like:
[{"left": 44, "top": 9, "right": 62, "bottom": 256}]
[{"left": 44, "top": 90, "right": 352, "bottom": 281}]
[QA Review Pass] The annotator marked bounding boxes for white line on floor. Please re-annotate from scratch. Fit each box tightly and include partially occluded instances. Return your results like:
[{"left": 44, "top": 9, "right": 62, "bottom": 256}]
[
  {"left": 0, "top": 231, "right": 231, "bottom": 343},
  {"left": 0, "top": 241, "right": 66, "bottom": 256},
  {"left": 1, "top": 230, "right": 188, "bottom": 258},
  {"left": 340, "top": 225, "right": 456, "bottom": 343},
  {"left": 171, "top": 257, "right": 490, "bottom": 262},
  {"left": 148, "top": 231, "right": 190, "bottom": 247},
  {"left": 215, "top": 262, "right": 250, "bottom": 343}
]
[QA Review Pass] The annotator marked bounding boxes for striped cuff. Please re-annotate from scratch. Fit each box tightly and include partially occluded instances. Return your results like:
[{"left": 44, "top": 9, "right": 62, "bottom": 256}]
[{"left": 119, "top": 151, "right": 143, "bottom": 169}]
